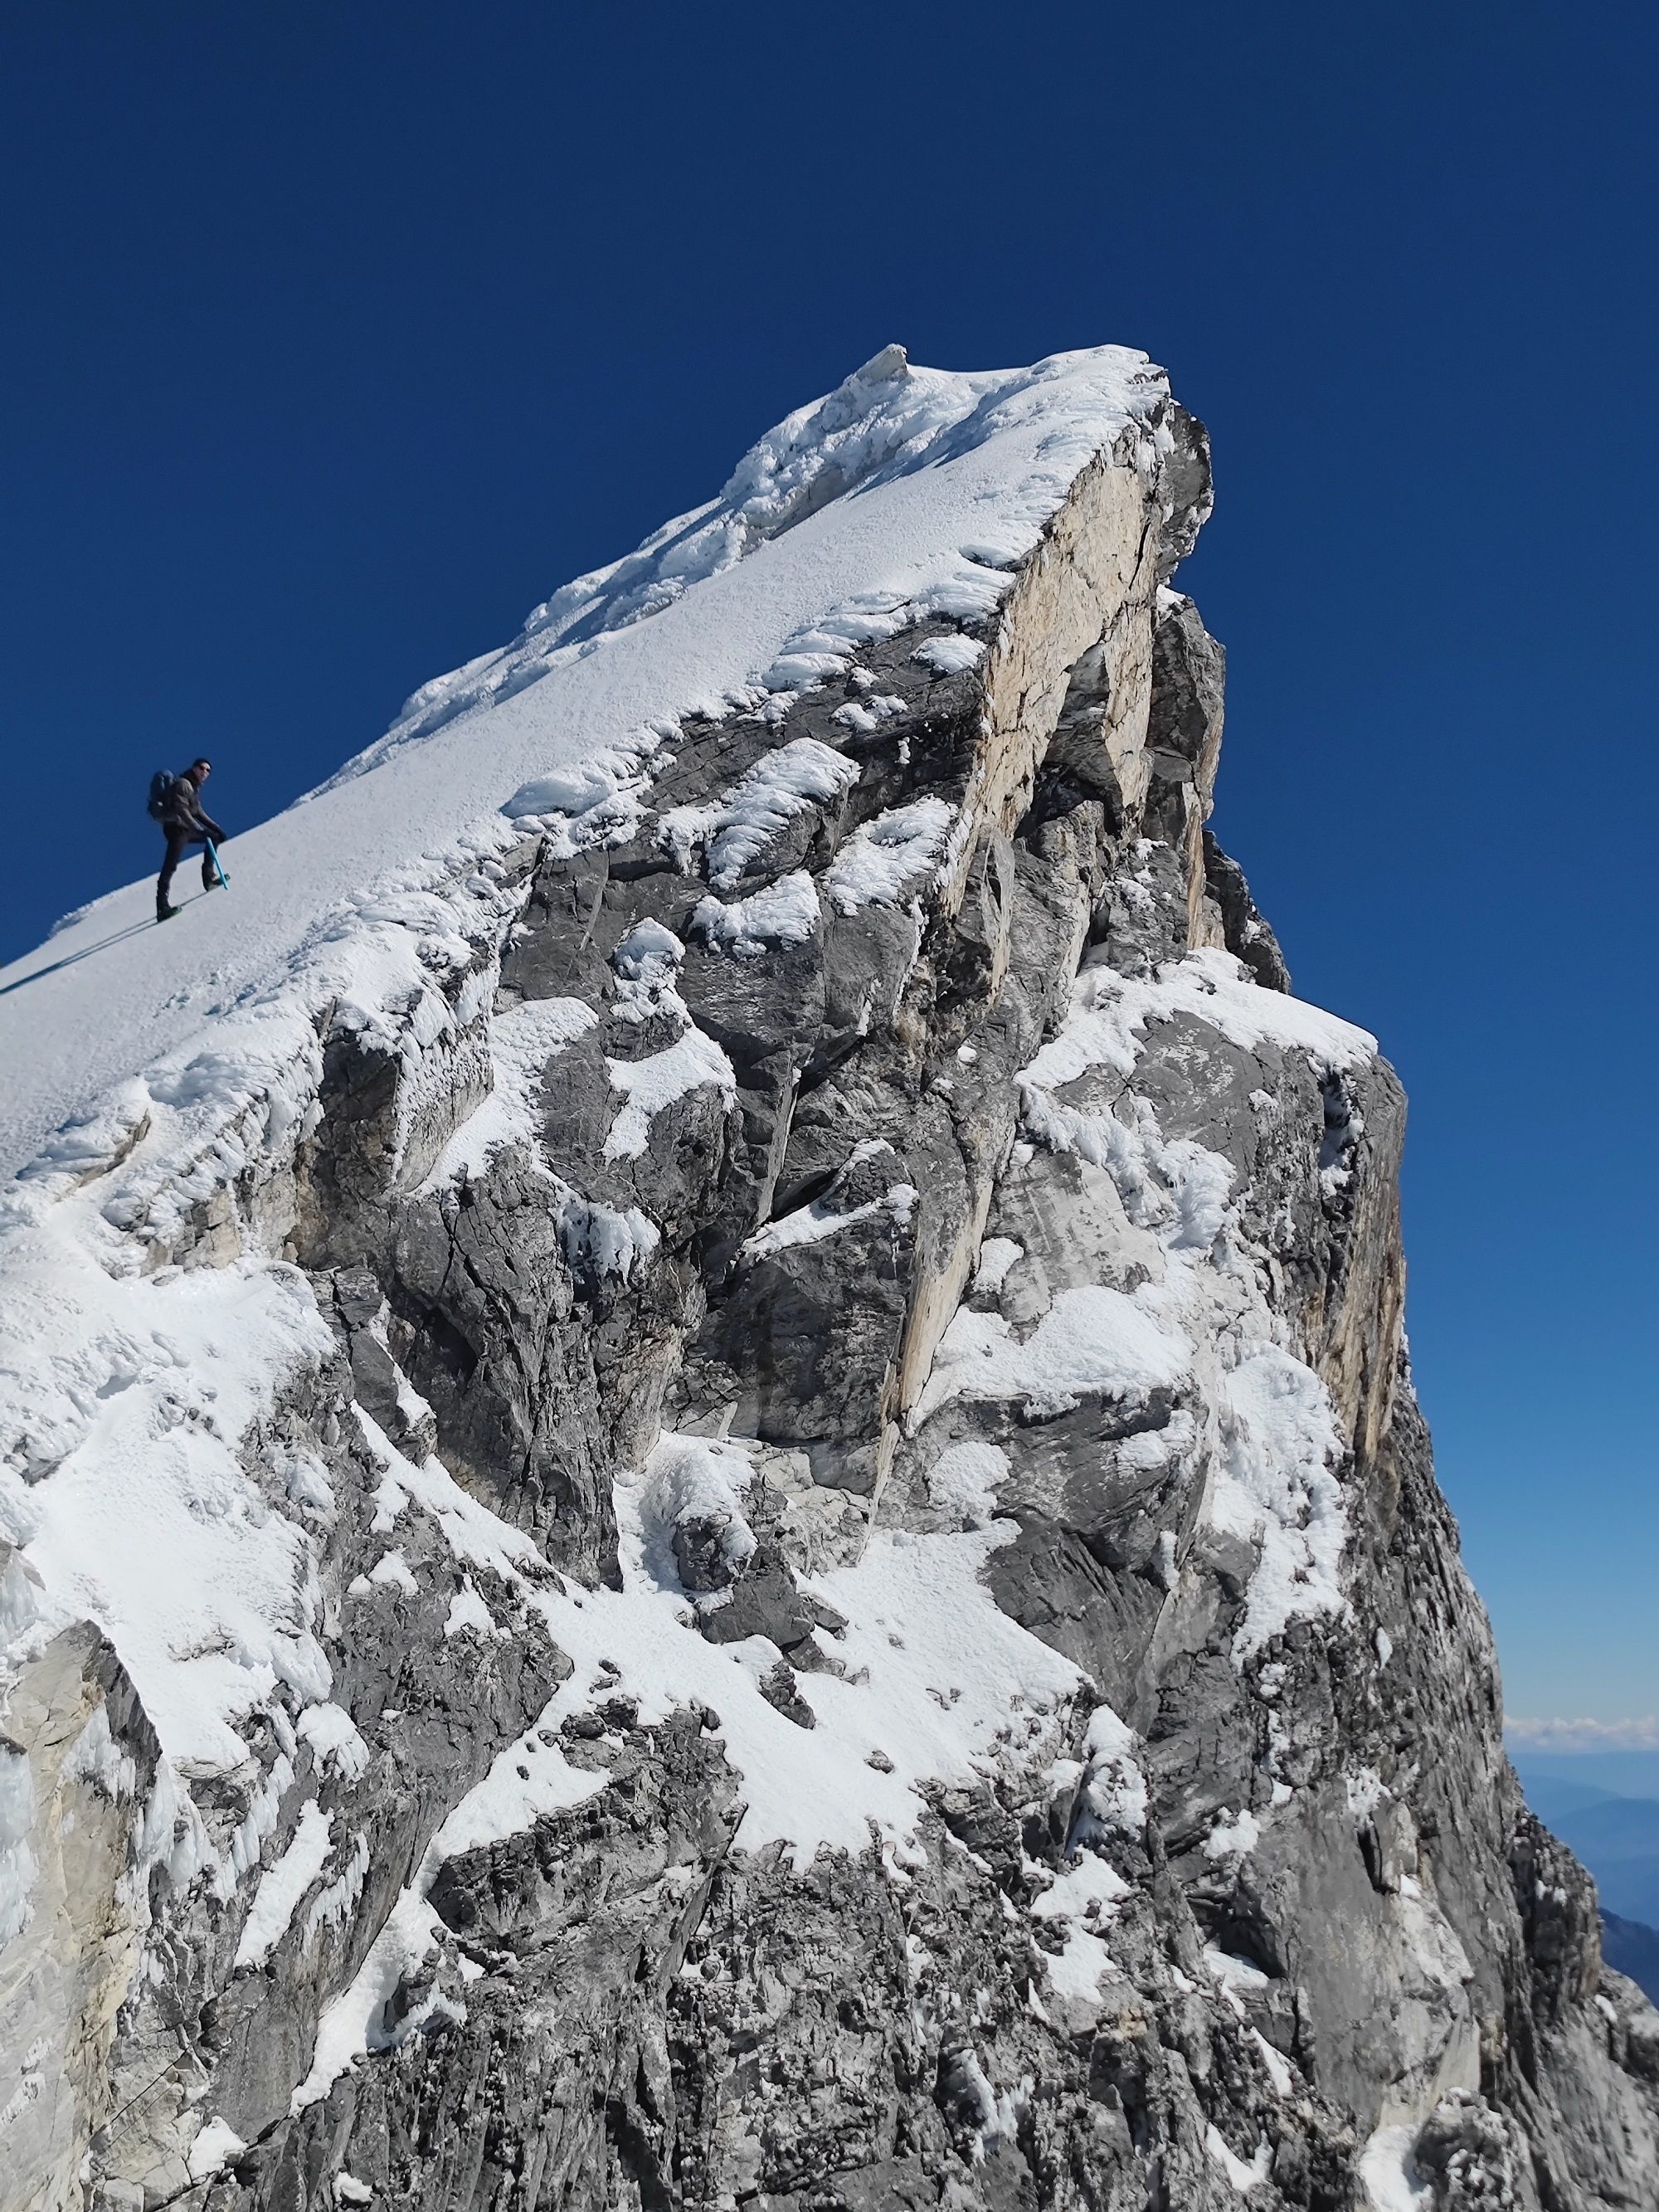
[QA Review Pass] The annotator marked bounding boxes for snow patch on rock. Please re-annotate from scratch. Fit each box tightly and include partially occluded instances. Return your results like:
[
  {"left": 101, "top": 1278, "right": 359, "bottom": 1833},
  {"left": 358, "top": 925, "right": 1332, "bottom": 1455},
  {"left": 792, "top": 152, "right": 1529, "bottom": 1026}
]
[
  {"left": 236, "top": 1799, "right": 333, "bottom": 1969},
  {"left": 825, "top": 797, "right": 956, "bottom": 914},
  {"left": 693, "top": 871, "right": 821, "bottom": 959}
]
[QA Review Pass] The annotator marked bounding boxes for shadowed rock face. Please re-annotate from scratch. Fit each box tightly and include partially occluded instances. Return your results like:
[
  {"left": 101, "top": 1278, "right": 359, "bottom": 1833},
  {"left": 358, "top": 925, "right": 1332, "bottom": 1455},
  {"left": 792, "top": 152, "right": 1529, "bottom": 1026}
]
[{"left": 6, "top": 395, "right": 1657, "bottom": 2212}]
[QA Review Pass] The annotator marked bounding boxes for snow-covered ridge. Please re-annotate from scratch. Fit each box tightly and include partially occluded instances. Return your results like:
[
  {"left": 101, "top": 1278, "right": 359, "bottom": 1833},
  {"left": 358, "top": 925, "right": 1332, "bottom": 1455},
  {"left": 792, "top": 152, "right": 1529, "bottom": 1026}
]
[
  {"left": 0, "top": 343, "right": 1171, "bottom": 1186},
  {"left": 324, "top": 343, "right": 1172, "bottom": 781},
  {"left": 3, "top": 334, "right": 1635, "bottom": 2212}
]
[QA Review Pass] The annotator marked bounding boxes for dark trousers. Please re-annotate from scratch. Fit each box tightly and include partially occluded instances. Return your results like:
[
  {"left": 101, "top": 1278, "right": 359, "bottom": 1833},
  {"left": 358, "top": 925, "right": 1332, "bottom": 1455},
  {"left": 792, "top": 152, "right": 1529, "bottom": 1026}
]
[{"left": 158, "top": 828, "right": 216, "bottom": 910}]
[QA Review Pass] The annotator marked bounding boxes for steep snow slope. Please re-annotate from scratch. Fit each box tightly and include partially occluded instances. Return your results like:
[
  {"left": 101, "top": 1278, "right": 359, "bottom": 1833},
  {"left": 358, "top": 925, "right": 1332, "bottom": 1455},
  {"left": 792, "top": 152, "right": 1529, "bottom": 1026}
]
[
  {"left": 2, "top": 344, "right": 1656, "bottom": 2212},
  {"left": 0, "top": 344, "right": 1171, "bottom": 1181}
]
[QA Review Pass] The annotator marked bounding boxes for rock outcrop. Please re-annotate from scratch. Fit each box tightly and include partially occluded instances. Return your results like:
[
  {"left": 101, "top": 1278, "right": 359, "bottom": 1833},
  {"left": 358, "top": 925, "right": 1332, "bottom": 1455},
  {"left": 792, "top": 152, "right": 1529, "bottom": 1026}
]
[{"left": 2, "top": 344, "right": 1656, "bottom": 2211}]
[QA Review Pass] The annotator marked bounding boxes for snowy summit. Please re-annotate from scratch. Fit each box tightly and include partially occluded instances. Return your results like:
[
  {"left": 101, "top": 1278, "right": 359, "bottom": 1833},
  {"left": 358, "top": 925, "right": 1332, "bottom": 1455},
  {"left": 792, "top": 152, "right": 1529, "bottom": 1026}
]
[
  {"left": 0, "top": 342, "right": 1175, "bottom": 1181},
  {"left": 2, "top": 343, "right": 1655, "bottom": 2211}
]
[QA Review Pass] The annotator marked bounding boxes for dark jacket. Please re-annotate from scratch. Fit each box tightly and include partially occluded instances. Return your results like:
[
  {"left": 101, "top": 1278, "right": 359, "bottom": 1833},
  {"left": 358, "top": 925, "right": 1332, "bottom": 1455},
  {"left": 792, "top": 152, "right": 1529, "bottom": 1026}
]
[{"left": 162, "top": 768, "right": 223, "bottom": 841}]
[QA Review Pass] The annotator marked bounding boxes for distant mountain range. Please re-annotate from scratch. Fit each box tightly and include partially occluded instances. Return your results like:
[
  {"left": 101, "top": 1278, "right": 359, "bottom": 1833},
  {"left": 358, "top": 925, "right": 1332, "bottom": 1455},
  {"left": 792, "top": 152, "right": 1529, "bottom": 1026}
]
[
  {"left": 1515, "top": 1754, "right": 1659, "bottom": 2002},
  {"left": 1603, "top": 1915, "right": 1659, "bottom": 2006},
  {"left": 1517, "top": 1756, "right": 1659, "bottom": 1928}
]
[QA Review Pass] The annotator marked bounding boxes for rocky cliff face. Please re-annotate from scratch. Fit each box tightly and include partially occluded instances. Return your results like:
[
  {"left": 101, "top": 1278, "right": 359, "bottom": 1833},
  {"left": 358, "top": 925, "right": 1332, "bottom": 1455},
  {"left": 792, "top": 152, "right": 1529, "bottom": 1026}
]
[{"left": 2, "top": 346, "right": 1656, "bottom": 2212}]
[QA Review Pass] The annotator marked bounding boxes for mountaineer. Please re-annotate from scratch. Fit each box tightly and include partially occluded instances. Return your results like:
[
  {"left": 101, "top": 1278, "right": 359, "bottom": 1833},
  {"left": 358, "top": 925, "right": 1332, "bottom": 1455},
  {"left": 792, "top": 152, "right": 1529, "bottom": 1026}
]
[{"left": 150, "top": 758, "right": 227, "bottom": 920}]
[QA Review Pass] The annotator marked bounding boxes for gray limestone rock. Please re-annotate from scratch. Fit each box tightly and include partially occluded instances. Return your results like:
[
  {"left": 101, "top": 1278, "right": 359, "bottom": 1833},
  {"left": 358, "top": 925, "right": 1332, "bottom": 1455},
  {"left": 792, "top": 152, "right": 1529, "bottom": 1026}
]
[{"left": 7, "top": 378, "right": 1655, "bottom": 2212}]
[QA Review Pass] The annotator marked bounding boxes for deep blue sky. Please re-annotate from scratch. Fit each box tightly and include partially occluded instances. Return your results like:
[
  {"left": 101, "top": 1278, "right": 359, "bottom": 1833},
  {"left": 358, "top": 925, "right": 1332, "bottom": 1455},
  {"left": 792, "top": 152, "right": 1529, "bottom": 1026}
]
[{"left": 2, "top": 2, "right": 1653, "bottom": 1727}]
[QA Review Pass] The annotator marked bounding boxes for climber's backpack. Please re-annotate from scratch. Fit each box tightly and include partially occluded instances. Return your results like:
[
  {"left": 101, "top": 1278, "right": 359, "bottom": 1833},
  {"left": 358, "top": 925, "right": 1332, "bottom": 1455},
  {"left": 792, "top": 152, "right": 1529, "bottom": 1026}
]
[{"left": 146, "top": 770, "right": 177, "bottom": 822}]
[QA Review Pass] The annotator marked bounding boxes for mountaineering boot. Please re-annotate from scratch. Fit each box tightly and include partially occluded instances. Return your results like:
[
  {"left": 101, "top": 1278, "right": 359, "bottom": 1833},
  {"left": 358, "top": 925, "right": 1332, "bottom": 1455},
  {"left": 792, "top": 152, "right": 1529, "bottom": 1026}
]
[{"left": 157, "top": 904, "right": 178, "bottom": 922}]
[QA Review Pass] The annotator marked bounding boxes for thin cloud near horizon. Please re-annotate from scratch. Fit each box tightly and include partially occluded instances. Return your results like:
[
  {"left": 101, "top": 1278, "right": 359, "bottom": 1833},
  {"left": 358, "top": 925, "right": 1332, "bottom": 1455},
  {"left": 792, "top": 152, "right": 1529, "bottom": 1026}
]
[{"left": 1506, "top": 1717, "right": 1659, "bottom": 1752}]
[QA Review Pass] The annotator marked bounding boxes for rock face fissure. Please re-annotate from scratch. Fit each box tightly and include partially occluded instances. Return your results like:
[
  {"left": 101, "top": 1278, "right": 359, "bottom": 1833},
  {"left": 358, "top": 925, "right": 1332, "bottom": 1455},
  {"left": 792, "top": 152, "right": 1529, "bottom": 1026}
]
[{"left": 2, "top": 347, "right": 1656, "bottom": 2212}]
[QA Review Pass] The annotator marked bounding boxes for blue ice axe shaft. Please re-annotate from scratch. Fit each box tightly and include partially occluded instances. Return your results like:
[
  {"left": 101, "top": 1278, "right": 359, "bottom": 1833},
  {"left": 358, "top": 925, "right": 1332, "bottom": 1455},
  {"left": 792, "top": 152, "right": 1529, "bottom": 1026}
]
[{"left": 205, "top": 839, "right": 230, "bottom": 889}]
